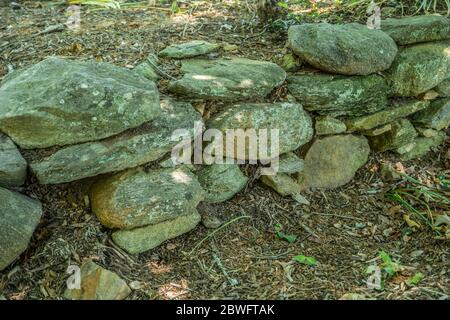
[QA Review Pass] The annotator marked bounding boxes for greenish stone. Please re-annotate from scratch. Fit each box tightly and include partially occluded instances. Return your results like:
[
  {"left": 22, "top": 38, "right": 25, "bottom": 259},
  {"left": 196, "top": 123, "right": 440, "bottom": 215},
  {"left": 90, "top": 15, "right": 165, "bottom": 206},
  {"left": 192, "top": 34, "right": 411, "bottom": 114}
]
[
  {"left": 0, "top": 57, "right": 160, "bottom": 149},
  {"left": 261, "top": 173, "right": 301, "bottom": 197},
  {"left": 415, "top": 127, "right": 439, "bottom": 138},
  {"left": 297, "top": 135, "right": 370, "bottom": 190},
  {"left": 159, "top": 41, "right": 219, "bottom": 59},
  {"left": 196, "top": 164, "right": 248, "bottom": 203},
  {"left": 368, "top": 119, "right": 418, "bottom": 152},
  {"left": 0, "top": 134, "right": 27, "bottom": 188},
  {"left": 206, "top": 102, "right": 313, "bottom": 160},
  {"left": 278, "top": 152, "right": 304, "bottom": 174},
  {"left": 362, "top": 123, "right": 392, "bottom": 136},
  {"left": 435, "top": 79, "right": 450, "bottom": 97},
  {"left": 30, "top": 99, "right": 201, "bottom": 184},
  {"left": 112, "top": 211, "right": 201, "bottom": 254},
  {"left": 287, "top": 73, "right": 389, "bottom": 117},
  {"left": 315, "top": 116, "right": 347, "bottom": 135},
  {"left": 169, "top": 58, "right": 286, "bottom": 101},
  {"left": 381, "top": 15, "right": 450, "bottom": 45},
  {"left": 287, "top": 23, "right": 397, "bottom": 75},
  {"left": 346, "top": 100, "right": 429, "bottom": 131},
  {"left": 133, "top": 54, "right": 159, "bottom": 82},
  {"left": 380, "top": 163, "right": 402, "bottom": 181},
  {"left": 387, "top": 41, "right": 450, "bottom": 97},
  {"left": 397, "top": 132, "right": 447, "bottom": 160},
  {"left": 90, "top": 167, "right": 205, "bottom": 230},
  {"left": 64, "top": 261, "right": 131, "bottom": 300},
  {"left": 412, "top": 98, "right": 450, "bottom": 130},
  {"left": 0, "top": 187, "right": 42, "bottom": 271},
  {"left": 281, "top": 53, "right": 301, "bottom": 72}
]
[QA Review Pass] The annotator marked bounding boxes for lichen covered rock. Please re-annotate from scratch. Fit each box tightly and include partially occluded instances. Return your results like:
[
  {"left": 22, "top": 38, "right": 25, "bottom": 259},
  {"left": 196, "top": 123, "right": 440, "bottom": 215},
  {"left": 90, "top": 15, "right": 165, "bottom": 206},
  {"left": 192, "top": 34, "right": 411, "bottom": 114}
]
[
  {"left": 412, "top": 98, "right": 450, "bottom": 130},
  {"left": 0, "top": 134, "right": 27, "bottom": 188}
]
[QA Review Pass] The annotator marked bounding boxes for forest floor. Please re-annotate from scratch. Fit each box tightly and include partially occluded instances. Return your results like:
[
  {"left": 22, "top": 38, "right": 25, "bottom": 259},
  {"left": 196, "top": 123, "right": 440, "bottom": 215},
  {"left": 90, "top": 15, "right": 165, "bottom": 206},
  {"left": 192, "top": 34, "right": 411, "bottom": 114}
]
[{"left": 0, "top": 1, "right": 449, "bottom": 300}]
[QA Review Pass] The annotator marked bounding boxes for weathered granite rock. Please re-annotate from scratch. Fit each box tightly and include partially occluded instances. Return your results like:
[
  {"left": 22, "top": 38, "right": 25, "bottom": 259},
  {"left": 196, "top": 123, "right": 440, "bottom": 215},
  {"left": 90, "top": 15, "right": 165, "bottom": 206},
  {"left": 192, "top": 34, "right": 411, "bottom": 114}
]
[
  {"left": 435, "top": 79, "right": 450, "bottom": 97},
  {"left": 0, "top": 134, "right": 27, "bottom": 188},
  {"left": 298, "top": 135, "right": 370, "bottom": 189},
  {"left": 287, "top": 73, "right": 389, "bottom": 117},
  {"left": 30, "top": 100, "right": 201, "bottom": 184},
  {"left": 315, "top": 116, "right": 347, "bottom": 135},
  {"left": 112, "top": 211, "right": 201, "bottom": 254},
  {"left": 159, "top": 41, "right": 220, "bottom": 59},
  {"left": 0, "top": 57, "right": 160, "bottom": 149},
  {"left": 381, "top": 15, "right": 450, "bottom": 45},
  {"left": 369, "top": 119, "right": 418, "bottom": 152},
  {"left": 287, "top": 23, "right": 398, "bottom": 75},
  {"left": 206, "top": 102, "right": 313, "bottom": 160},
  {"left": 397, "top": 132, "right": 447, "bottom": 160},
  {"left": 196, "top": 164, "right": 248, "bottom": 203},
  {"left": 168, "top": 58, "right": 286, "bottom": 101},
  {"left": 90, "top": 167, "right": 205, "bottom": 230},
  {"left": 346, "top": 100, "right": 429, "bottom": 131},
  {"left": 412, "top": 98, "right": 450, "bottom": 130},
  {"left": 387, "top": 41, "right": 450, "bottom": 97},
  {"left": 64, "top": 261, "right": 131, "bottom": 300},
  {"left": 0, "top": 187, "right": 42, "bottom": 271},
  {"left": 278, "top": 152, "right": 304, "bottom": 174},
  {"left": 133, "top": 54, "right": 159, "bottom": 82}
]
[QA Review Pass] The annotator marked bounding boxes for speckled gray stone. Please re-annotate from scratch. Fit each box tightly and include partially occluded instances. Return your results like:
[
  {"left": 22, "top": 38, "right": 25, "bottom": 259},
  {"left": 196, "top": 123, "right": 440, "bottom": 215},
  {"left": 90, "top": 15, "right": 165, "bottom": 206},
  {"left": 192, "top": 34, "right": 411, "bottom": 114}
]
[{"left": 0, "top": 134, "right": 27, "bottom": 188}]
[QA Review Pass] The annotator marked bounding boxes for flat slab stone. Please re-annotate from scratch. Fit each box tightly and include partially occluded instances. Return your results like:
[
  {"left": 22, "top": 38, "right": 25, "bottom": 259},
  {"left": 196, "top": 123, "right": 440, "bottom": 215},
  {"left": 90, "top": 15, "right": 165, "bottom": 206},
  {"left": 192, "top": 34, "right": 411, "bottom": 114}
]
[
  {"left": 0, "top": 57, "right": 160, "bottom": 149},
  {"left": 112, "top": 211, "right": 201, "bottom": 254},
  {"left": 381, "top": 15, "right": 450, "bottom": 45},
  {"left": 368, "top": 119, "right": 418, "bottom": 152},
  {"left": 0, "top": 134, "right": 27, "bottom": 188},
  {"left": 346, "top": 100, "right": 429, "bottom": 131},
  {"left": 287, "top": 73, "right": 389, "bottom": 117},
  {"left": 387, "top": 41, "right": 450, "bottom": 97},
  {"left": 206, "top": 102, "right": 313, "bottom": 160},
  {"left": 0, "top": 187, "right": 42, "bottom": 271},
  {"left": 397, "top": 132, "right": 447, "bottom": 160},
  {"left": 90, "top": 167, "right": 205, "bottom": 230},
  {"left": 287, "top": 23, "right": 398, "bottom": 75},
  {"left": 159, "top": 40, "right": 220, "bottom": 59},
  {"left": 168, "top": 58, "right": 286, "bottom": 101},
  {"left": 412, "top": 98, "right": 450, "bottom": 130},
  {"left": 30, "top": 99, "right": 202, "bottom": 184}
]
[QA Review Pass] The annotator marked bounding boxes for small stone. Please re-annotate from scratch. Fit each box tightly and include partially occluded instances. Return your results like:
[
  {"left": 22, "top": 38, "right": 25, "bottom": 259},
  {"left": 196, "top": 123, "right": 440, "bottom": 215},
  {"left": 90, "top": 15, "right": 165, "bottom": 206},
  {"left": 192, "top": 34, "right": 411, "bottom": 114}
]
[
  {"left": 196, "top": 164, "right": 248, "bottom": 203},
  {"left": 0, "top": 134, "right": 27, "bottom": 188},
  {"left": 380, "top": 163, "right": 402, "bottom": 181},
  {"left": 298, "top": 135, "right": 370, "bottom": 189},
  {"left": 112, "top": 211, "right": 201, "bottom": 254},
  {"left": 420, "top": 90, "right": 439, "bottom": 100},
  {"left": 415, "top": 127, "right": 439, "bottom": 138},
  {"left": 281, "top": 53, "right": 301, "bottom": 72},
  {"left": 369, "top": 119, "right": 418, "bottom": 152},
  {"left": 201, "top": 214, "right": 223, "bottom": 229},
  {"left": 362, "top": 124, "right": 392, "bottom": 136},
  {"left": 90, "top": 167, "right": 205, "bottom": 230},
  {"left": 412, "top": 98, "right": 450, "bottom": 131},
  {"left": 133, "top": 54, "right": 159, "bottom": 82},
  {"left": 339, "top": 293, "right": 374, "bottom": 300},
  {"left": 64, "top": 261, "right": 131, "bottom": 300},
  {"left": 278, "top": 152, "right": 304, "bottom": 174},
  {"left": 346, "top": 100, "right": 429, "bottom": 131},
  {"left": 159, "top": 40, "right": 220, "bottom": 59},
  {"left": 315, "top": 116, "right": 347, "bottom": 135},
  {"left": 223, "top": 43, "right": 238, "bottom": 52},
  {"left": 397, "top": 131, "right": 447, "bottom": 160},
  {"left": 0, "top": 187, "right": 42, "bottom": 271},
  {"left": 261, "top": 173, "right": 300, "bottom": 197}
]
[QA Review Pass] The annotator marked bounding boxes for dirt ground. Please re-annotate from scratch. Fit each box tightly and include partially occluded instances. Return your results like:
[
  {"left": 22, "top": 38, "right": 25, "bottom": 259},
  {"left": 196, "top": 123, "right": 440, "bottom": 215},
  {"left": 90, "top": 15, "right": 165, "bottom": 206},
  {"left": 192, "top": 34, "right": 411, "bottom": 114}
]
[{"left": 0, "top": 1, "right": 449, "bottom": 300}]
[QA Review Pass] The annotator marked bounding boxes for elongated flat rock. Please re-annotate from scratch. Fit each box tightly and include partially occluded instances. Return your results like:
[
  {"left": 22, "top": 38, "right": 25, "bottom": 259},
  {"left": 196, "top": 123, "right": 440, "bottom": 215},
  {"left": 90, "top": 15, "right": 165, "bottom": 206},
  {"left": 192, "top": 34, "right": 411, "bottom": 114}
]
[
  {"left": 0, "top": 187, "right": 42, "bottom": 271},
  {"left": 381, "top": 15, "right": 450, "bottom": 45},
  {"left": 30, "top": 100, "right": 201, "bottom": 184},
  {"left": 287, "top": 73, "right": 389, "bottom": 117},
  {"left": 169, "top": 58, "right": 286, "bottom": 101},
  {"left": 288, "top": 23, "right": 397, "bottom": 75},
  {"left": 0, "top": 57, "right": 160, "bottom": 149},
  {"left": 0, "top": 134, "right": 27, "bottom": 188},
  {"left": 159, "top": 40, "right": 220, "bottom": 59},
  {"left": 387, "top": 41, "right": 450, "bottom": 97},
  {"left": 90, "top": 167, "right": 205, "bottom": 230}
]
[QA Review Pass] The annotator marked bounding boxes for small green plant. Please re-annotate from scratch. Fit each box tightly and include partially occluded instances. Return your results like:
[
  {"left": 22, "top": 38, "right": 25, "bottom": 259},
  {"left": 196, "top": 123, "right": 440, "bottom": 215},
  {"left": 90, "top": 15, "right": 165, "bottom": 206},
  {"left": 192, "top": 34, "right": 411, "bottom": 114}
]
[
  {"left": 274, "top": 223, "right": 297, "bottom": 243},
  {"left": 379, "top": 251, "right": 402, "bottom": 277},
  {"left": 407, "top": 272, "right": 424, "bottom": 286},
  {"left": 293, "top": 254, "right": 317, "bottom": 266}
]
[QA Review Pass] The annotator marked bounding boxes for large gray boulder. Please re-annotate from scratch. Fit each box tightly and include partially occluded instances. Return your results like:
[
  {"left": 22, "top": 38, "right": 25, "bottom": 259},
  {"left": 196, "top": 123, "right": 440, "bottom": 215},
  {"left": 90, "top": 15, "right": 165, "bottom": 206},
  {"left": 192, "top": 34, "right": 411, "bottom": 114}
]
[
  {"left": 168, "top": 58, "right": 286, "bottom": 101},
  {"left": 206, "top": 102, "right": 313, "bottom": 160},
  {"left": 30, "top": 99, "right": 201, "bottom": 184},
  {"left": 298, "top": 135, "right": 370, "bottom": 189},
  {"left": 0, "top": 134, "right": 27, "bottom": 188},
  {"left": 387, "top": 41, "right": 450, "bottom": 97},
  {"left": 287, "top": 23, "right": 398, "bottom": 75},
  {"left": 0, "top": 57, "right": 160, "bottom": 149},
  {"left": 381, "top": 15, "right": 450, "bottom": 45},
  {"left": 287, "top": 73, "right": 389, "bottom": 117},
  {"left": 0, "top": 187, "right": 42, "bottom": 271},
  {"left": 90, "top": 167, "right": 205, "bottom": 230}
]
